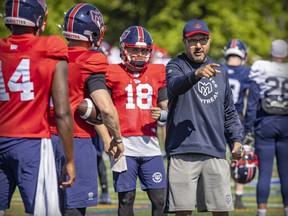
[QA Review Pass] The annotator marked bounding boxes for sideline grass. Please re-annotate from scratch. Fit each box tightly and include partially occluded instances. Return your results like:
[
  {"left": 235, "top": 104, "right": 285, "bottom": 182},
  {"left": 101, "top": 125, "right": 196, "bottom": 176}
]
[{"left": 3, "top": 156, "right": 283, "bottom": 216}]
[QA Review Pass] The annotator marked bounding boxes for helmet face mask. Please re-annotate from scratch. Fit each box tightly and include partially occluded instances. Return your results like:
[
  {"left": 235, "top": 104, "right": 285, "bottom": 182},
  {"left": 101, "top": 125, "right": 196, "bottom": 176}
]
[
  {"left": 224, "top": 38, "right": 248, "bottom": 60},
  {"left": 230, "top": 145, "right": 259, "bottom": 184},
  {"left": 119, "top": 26, "right": 153, "bottom": 71},
  {"left": 4, "top": 0, "right": 47, "bottom": 30},
  {"left": 126, "top": 47, "right": 151, "bottom": 68},
  {"left": 62, "top": 3, "right": 106, "bottom": 48}
]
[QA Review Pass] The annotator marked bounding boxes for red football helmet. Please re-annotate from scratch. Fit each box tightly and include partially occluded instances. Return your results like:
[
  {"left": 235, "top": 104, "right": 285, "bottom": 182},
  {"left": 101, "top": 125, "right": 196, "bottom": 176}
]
[{"left": 230, "top": 145, "right": 258, "bottom": 184}]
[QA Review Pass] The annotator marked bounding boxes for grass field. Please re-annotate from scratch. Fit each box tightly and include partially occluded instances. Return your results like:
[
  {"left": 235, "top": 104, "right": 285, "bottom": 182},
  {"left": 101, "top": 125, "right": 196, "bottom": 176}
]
[{"left": 3, "top": 155, "right": 284, "bottom": 216}]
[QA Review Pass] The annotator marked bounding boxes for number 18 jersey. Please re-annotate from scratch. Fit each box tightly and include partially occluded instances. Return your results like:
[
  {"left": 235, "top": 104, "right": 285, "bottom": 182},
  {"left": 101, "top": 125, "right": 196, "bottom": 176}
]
[{"left": 106, "top": 64, "right": 166, "bottom": 137}]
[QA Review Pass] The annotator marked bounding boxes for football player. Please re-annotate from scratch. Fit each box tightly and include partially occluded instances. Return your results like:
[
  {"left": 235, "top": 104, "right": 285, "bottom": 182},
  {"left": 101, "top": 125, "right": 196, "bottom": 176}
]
[
  {"left": 244, "top": 39, "right": 288, "bottom": 216},
  {"left": 223, "top": 38, "right": 251, "bottom": 209},
  {"left": 49, "top": 3, "right": 123, "bottom": 216},
  {"left": 105, "top": 26, "right": 168, "bottom": 216},
  {"left": 0, "top": 0, "right": 75, "bottom": 215}
]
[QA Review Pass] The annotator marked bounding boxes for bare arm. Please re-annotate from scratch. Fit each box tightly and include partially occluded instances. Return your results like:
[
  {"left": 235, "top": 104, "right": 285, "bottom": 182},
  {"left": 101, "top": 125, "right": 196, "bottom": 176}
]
[
  {"left": 91, "top": 89, "right": 124, "bottom": 160},
  {"left": 90, "top": 89, "right": 122, "bottom": 140},
  {"left": 95, "top": 124, "right": 112, "bottom": 154},
  {"left": 95, "top": 123, "right": 124, "bottom": 161},
  {"left": 51, "top": 60, "right": 75, "bottom": 188}
]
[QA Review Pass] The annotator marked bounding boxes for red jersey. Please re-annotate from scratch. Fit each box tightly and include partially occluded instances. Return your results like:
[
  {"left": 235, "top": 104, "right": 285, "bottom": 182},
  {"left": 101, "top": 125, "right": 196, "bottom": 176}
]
[
  {"left": 50, "top": 47, "right": 108, "bottom": 138},
  {"left": 0, "top": 34, "right": 68, "bottom": 138},
  {"left": 106, "top": 64, "right": 166, "bottom": 137}
]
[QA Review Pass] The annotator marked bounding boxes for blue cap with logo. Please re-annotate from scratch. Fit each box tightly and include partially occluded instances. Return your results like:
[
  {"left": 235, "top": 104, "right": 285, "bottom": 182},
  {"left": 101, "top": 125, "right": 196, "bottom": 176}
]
[{"left": 183, "top": 19, "right": 210, "bottom": 38}]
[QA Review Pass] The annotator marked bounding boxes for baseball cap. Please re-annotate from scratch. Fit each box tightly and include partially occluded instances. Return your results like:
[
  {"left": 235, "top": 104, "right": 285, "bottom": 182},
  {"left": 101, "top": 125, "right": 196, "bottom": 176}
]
[
  {"left": 183, "top": 19, "right": 210, "bottom": 38},
  {"left": 270, "top": 39, "right": 288, "bottom": 58}
]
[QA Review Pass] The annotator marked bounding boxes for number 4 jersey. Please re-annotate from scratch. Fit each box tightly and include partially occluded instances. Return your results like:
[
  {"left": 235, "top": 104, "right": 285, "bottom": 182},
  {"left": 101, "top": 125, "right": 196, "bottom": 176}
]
[
  {"left": 0, "top": 34, "right": 68, "bottom": 138},
  {"left": 106, "top": 63, "right": 166, "bottom": 137}
]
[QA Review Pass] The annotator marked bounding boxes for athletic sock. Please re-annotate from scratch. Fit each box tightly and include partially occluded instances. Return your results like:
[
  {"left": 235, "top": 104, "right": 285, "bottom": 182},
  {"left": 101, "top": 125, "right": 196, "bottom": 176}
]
[
  {"left": 235, "top": 190, "right": 244, "bottom": 196},
  {"left": 284, "top": 207, "right": 288, "bottom": 216},
  {"left": 257, "top": 209, "right": 267, "bottom": 216}
]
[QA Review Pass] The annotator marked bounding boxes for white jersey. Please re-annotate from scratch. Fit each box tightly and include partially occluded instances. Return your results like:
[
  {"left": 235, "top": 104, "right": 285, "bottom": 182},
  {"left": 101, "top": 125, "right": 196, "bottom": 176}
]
[{"left": 249, "top": 60, "right": 288, "bottom": 115}]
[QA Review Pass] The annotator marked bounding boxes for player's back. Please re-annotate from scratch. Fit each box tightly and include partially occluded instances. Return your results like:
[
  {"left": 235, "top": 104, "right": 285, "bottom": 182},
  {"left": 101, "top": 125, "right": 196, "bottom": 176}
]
[
  {"left": 50, "top": 47, "right": 108, "bottom": 138},
  {"left": 249, "top": 60, "right": 288, "bottom": 116},
  {"left": 0, "top": 34, "right": 68, "bottom": 138},
  {"left": 226, "top": 65, "right": 251, "bottom": 113}
]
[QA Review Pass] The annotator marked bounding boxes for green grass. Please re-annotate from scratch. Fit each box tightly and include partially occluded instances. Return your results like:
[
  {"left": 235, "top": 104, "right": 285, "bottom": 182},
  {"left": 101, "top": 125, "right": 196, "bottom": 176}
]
[{"left": 4, "top": 155, "right": 283, "bottom": 216}]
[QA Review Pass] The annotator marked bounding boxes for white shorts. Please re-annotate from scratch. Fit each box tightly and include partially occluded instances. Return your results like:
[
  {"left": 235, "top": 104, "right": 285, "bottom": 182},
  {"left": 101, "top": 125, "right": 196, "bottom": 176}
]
[{"left": 164, "top": 153, "right": 234, "bottom": 213}]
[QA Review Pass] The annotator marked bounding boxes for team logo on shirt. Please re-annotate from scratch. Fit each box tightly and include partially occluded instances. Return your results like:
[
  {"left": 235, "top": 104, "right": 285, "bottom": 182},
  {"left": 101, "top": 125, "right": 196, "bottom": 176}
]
[
  {"left": 194, "top": 78, "right": 219, "bottom": 104},
  {"left": 88, "top": 192, "right": 94, "bottom": 200},
  {"left": 152, "top": 172, "right": 162, "bottom": 183}
]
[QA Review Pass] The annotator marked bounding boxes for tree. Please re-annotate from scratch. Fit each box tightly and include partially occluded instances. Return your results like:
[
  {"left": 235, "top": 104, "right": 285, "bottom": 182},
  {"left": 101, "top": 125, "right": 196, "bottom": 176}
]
[{"left": 1, "top": 0, "right": 287, "bottom": 62}]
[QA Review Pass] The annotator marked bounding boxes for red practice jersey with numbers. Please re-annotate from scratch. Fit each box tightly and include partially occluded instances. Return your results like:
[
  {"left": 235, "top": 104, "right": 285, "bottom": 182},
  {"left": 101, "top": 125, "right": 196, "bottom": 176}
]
[
  {"left": 49, "top": 47, "right": 108, "bottom": 138},
  {"left": 0, "top": 34, "right": 68, "bottom": 138},
  {"left": 106, "top": 63, "right": 166, "bottom": 137}
]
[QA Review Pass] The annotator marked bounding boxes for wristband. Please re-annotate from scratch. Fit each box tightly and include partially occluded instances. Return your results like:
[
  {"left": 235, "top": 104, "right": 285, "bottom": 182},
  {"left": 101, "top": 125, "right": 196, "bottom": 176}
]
[
  {"left": 113, "top": 137, "right": 123, "bottom": 144},
  {"left": 158, "top": 110, "right": 168, "bottom": 122}
]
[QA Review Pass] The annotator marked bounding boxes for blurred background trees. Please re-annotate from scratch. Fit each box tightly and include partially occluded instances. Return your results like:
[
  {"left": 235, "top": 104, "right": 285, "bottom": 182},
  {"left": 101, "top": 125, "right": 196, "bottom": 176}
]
[{"left": 1, "top": 0, "right": 287, "bottom": 63}]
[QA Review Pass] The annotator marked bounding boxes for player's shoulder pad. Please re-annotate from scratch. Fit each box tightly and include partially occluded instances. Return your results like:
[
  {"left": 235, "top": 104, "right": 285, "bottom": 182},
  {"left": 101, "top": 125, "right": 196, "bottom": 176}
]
[
  {"left": 82, "top": 50, "right": 108, "bottom": 74},
  {"left": 251, "top": 60, "right": 266, "bottom": 68},
  {"left": 145, "top": 64, "right": 166, "bottom": 82},
  {"left": 148, "top": 63, "right": 166, "bottom": 74},
  {"left": 85, "top": 50, "right": 108, "bottom": 63},
  {"left": 43, "top": 35, "right": 68, "bottom": 61}
]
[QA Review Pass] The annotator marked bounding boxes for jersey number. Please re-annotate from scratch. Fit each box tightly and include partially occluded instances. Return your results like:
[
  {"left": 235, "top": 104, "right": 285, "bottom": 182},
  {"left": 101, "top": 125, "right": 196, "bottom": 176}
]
[
  {"left": 0, "top": 59, "right": 34, "bottom": 101},
  {"left": 228, "top": 78, "right": 241, "bottom": 104},
  {"left": 264, "top": 77, "right": 288, "bottom": 97},
  {"left": 125, "top": 83, "right": 152, "bottom": 109}
]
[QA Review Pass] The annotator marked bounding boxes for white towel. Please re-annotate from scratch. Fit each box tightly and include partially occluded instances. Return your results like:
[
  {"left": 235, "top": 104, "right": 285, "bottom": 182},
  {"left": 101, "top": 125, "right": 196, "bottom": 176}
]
[
  {"left": 34, "top": 138, "right": 61, "bottom": 216},
  {"left": 110, "top": 155, "right": 127, "bottom": 173}
]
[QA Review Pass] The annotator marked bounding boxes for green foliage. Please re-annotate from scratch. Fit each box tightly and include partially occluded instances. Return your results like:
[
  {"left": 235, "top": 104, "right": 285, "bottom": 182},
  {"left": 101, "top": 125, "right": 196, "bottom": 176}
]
[{"left": 0, "top": 0, "right": 287, "bottom": 62}]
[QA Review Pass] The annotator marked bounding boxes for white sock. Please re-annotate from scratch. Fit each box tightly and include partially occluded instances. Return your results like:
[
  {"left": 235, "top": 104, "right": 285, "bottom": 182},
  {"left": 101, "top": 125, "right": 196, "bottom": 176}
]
[
  {"left": 257, "top": 209, "right": 267, "bottom": 216},
  {"left": 0, "top": 210, "right": 4, "bottom": 216},
  {"left": 235, "top": 190, "right": 244, "bottom": 196},
  {"left": 284, "top": 207, "right": 288, "bottom": 216}
]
